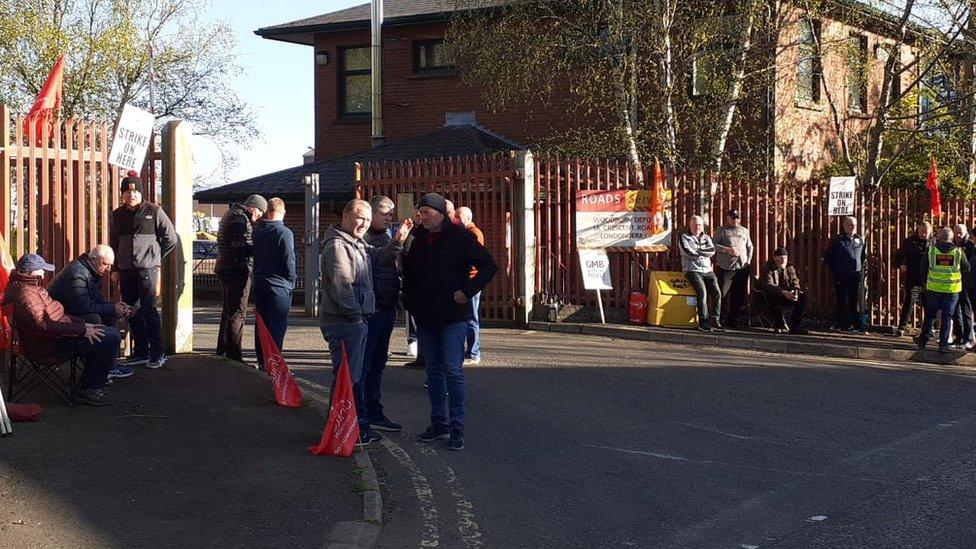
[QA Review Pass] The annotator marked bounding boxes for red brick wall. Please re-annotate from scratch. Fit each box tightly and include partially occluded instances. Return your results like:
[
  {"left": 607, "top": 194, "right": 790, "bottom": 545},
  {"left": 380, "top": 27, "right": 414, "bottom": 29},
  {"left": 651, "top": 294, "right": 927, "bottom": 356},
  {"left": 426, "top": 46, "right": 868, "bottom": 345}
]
[{"left": 312, "top": 23, "right": 578, "bottom": 160}]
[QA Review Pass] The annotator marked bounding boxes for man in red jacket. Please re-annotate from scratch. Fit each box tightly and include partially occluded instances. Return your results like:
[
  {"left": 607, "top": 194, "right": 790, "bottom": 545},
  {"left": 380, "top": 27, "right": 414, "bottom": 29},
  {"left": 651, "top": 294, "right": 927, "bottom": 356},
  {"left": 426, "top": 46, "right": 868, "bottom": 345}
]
[{"left": 1, "top": 254, "right": 121, "bottom": 406}]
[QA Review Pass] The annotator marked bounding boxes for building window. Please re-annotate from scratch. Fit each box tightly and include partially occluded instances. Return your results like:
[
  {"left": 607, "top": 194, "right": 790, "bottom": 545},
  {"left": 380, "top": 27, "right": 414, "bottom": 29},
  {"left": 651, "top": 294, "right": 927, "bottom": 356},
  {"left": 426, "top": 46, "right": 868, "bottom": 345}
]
[
  {"left": 413, "top": 39, "right": 455, "bottom": 72},
  {"left": 847, "top": 34, "right": 868, "bottom": 113},
  {"left": 339, "top": 47, "right": 371, "bottom": 116},
  {"left": 797, "top": 19, "right": 822, "bottom": 102},
  {"left": 691, "top": 43, "right": 735, "bottom": 97}
]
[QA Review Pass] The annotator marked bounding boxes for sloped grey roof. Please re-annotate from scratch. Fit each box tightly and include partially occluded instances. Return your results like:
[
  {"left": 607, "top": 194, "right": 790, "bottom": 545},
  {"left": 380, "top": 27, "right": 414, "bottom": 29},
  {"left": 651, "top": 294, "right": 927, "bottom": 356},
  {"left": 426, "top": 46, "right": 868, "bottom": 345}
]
[{"left": 194, "top": 124, "right": 522, "bottom": 204}]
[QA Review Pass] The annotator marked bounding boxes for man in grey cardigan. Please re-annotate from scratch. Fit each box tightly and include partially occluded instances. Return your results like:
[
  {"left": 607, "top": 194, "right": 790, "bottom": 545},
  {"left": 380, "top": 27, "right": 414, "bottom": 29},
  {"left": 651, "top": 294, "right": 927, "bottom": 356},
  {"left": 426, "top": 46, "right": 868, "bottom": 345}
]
[
  {"left": 713, "top": 209, "right": 755, "bottom": 329},
  {"left": 680, "top": 215, "right": 724, "bottom": 331},
  {"left": 319, "top": 199, "right": 410, "bottom": 446}
]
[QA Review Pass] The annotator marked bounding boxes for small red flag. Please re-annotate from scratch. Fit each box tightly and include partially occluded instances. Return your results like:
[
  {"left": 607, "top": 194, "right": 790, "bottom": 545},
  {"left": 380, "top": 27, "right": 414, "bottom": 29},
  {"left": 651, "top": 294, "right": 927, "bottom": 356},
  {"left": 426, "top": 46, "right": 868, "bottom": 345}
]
[
  {"left": 925, "top": 155, "right": 941, "bottom": 218},
  {"left": 309, "top": 342, "right": 360, "bottom": 457},
  {"left": 0, "top": 229, "right": 16, "bottom": 352},
  {"left": 24, "top": 54, "right": 65, "bottom": 145},
  {"left": 254, "top": 311, "right": 303, "bottom": 408}
]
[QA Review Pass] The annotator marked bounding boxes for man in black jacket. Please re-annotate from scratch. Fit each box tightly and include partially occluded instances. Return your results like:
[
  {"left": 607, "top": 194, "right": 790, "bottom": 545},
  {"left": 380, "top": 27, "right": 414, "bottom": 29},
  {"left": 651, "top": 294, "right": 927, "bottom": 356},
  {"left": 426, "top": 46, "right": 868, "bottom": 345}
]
[
  {"left": 48, "top": 244, "right": 133, "bottom": 379},
  {"left": 252, "top": 197, "right": 295, "bottom": 367},
  {"left": 824, "top": 216, "right": 867, "bottom": 333},
  {"left": 110, "top": 175, "right": 177, "bottom": 369},
  {"left": 894, "top": 221, "right": 932, "bottom": 336},
  {"left": 215, "top": 194, "right": 266, "bottom": 362},
  {"left": 952, "top": 223, "right": 976, "bottom": 348},
  {"left": 403, "top": 193, "right": 497, "bottom": 452}
]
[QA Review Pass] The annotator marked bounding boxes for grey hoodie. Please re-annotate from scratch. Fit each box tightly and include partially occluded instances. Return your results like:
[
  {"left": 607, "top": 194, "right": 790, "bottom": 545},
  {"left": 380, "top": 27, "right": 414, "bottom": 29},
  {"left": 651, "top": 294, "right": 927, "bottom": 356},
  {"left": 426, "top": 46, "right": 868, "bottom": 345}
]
[
  {"left": 679, "top": 232, "right": 716, "bottom": 273},
  {"left": 319, "top": 225, "right": 375, "bottom": 324}
]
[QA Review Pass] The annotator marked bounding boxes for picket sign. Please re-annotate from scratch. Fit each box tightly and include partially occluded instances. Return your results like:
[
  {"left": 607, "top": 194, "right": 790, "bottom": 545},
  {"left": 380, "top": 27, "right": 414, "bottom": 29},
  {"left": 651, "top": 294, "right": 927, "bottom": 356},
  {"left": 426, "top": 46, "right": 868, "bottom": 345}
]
[{"left": 578, "top": 249, "right": 613, "bottom": 324}]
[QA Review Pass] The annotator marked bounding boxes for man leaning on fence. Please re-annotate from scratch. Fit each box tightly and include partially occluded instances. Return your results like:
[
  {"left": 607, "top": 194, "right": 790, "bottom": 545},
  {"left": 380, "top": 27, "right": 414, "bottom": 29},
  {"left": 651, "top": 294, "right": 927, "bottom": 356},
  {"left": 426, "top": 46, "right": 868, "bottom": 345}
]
[
  {"left": 824, "top": 216, "right": 867, "bottom": 334},
  {"left": 917, "top": 227, "right": 970, "bottom": 353},
  {"left": 894, "top": 221, "right": 932, "bottom": 337},
  {"left": 680, "top": 215, "right": 723, "bottom": 332},
  {"left": 2, "top": 254, "right": 122, "bottom": 406},
  {"left": 713, "top": 208, "right": 754, "bottom": 329},
  {"left": 215, "top": 194, "right": 267, "bottom": 363}
]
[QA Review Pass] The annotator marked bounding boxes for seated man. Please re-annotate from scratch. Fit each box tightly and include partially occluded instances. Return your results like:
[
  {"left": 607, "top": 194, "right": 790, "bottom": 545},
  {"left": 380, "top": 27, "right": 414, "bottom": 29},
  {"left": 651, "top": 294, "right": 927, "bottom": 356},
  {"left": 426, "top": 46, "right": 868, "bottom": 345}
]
[
  {"left": 48, "top": 244, "right": 133, "bottom": 379},
  {"left": 2, "top": 253, "right": 122, "bottom": 406},
  {"left": 758, "top": 247, "right": 808, "bottom": 334}
]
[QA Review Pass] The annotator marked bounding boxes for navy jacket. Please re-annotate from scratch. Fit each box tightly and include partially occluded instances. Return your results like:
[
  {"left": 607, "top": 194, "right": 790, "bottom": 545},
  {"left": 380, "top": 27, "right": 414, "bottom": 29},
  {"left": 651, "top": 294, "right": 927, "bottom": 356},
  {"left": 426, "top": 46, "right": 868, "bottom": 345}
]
[
  {"left": 365, "top": 226, "right": 401, "bottom": 309},
  {"left": 252, "top": 219, "right": 296, "bottom": 293},
  {"left": 47, "top": 253, "right": 115, "bottom": 319},
  {"left": 402, "top": 219, "right": 497, "bottom": 327},
  {"left": 824, "top": 233, "right": 865, "bottom": 277}
]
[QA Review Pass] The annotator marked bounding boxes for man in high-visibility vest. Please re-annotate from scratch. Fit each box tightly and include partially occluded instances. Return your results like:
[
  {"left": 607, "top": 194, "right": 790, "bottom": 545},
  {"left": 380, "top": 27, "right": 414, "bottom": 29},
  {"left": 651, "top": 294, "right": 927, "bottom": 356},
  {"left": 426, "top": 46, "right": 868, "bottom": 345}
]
[{"left": 917, "top": 227, "right": 971, "bottom": 353}]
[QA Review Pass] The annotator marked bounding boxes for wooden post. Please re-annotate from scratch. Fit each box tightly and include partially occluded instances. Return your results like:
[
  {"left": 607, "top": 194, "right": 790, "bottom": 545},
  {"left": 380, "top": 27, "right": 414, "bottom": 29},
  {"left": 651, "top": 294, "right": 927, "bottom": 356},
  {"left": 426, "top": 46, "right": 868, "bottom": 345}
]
[
  {"left": 0, "top": 105, "right": 10, "bottom": 237},
  {"left": 161, "top": 120, "right": 194, "bottom": 354},
  {"left": 304, "top": 172, "right": 320, "bottom": 318},
  {"left": 513, "top": 150, "right": 536, "bottom": 325}
]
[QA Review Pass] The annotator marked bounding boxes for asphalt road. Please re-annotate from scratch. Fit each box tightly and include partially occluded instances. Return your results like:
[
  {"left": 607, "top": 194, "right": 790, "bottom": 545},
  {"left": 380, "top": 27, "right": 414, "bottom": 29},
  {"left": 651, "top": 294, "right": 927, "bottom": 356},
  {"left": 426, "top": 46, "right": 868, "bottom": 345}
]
[{"left": 194, "top": 309, "right": 976, "bottom": 548}]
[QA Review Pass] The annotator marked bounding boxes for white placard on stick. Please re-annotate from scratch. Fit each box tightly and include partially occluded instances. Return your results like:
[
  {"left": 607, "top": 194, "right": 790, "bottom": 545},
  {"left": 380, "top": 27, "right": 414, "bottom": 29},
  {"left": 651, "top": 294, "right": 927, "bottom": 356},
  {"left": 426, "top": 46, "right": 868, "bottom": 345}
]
[
  {"left": 109, "top": 104, "right": 155, "bottom": 172},
  {"left": 579, "top": 249, "right": 612, "bottom": 324},
  {"left": 828, "top": 176, "right": 856, "bottom": 216}
]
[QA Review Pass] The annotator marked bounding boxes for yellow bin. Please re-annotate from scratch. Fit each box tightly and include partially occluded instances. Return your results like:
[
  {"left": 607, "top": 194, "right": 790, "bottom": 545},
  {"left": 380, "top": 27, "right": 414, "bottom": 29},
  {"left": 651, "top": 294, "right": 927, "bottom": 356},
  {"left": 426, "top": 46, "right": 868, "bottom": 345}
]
[{"left": 647, "top": 271, "right": 699, "bottom": 328}]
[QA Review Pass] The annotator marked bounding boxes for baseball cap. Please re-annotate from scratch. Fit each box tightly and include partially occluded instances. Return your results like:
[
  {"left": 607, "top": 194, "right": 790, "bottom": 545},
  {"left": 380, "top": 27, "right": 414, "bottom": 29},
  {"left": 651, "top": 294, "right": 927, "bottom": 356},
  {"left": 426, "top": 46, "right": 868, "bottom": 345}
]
[{"left": 16, "top": 253, "right": 55, "bottom": 272}]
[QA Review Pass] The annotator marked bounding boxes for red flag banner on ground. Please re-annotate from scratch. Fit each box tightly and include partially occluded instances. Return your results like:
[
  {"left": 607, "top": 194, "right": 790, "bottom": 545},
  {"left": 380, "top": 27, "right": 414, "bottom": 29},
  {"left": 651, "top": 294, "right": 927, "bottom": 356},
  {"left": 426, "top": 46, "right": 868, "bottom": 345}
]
[
  {"left": 0, "top": 229, "right": 16, "bottom": 351},
  {"left": 24, "top": 54, "right": 65, "bottom": 145},
  {"left": 254, "top": 311, "right": 303, "bottom": 408},
  {"left": 309, "top": 342, "right": 360, "bottom": 457},
  {"left": 925, "top": 155, "right": 941, "bottom": 218}
]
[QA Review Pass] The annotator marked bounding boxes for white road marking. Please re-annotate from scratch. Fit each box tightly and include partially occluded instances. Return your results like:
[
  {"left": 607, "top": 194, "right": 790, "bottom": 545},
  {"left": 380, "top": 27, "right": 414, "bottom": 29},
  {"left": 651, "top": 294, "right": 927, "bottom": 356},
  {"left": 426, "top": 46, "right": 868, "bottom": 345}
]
[
  {"left": 740, "top": 544, "right": 760, "bottom": 549},
  {"left": 937, "top": 421, "right": 958, "bottom": 427},
  {"left": 585, "top": 444, "right": 890, "bottom": 484},
  {"left": 806, "top": 515, "right": 828, "bottom": 522},
  {"left": 674, "top": 421, "right": 756, "bottom": 440},
  {"left": 379, "top": 438, "right": 441, "bottom": 548},
  {"left": 445, "top": 467, "right": 484, "bottom": 549}
]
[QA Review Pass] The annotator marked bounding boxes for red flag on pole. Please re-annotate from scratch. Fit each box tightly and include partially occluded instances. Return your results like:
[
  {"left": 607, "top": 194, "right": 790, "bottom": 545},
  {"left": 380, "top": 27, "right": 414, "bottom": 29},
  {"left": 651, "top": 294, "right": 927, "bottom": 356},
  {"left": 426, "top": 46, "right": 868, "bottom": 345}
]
[
  {"left": 24, "top": 54, "right": 65, "bottom": 145},
  {"left": 925, "top": 155, "right": 941, "bottom": 218},
  {"left": 0, "top": 229, "right": 16, "bottom": 352},
  {"left": 309, "top": 342, "right": 360, "bottom": 457},
  {"left": 254, "top": 311, "right": 303, "bottom": 407}
]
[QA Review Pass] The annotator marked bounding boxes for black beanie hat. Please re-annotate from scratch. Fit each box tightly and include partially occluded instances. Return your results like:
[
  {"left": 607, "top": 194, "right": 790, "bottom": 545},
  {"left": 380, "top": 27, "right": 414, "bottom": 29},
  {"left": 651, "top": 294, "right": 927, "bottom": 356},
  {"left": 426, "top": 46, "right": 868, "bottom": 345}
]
[
  {"left": 417, "top": 193, "right": 448, "bottom": 216},
  {"left": 121, "top": 175, "right": 144, "bottom": 194}
]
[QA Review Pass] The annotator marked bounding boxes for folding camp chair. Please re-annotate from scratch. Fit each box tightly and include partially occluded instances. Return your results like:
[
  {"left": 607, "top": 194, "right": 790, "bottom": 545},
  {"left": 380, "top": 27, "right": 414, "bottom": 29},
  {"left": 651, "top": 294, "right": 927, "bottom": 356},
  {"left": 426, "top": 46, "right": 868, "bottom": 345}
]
[
  {"left": 4, "top": 316, "right": 82, "bottom": 406},
  {"left": 748, "top": 278, "right": 777, "bottom": 329}
]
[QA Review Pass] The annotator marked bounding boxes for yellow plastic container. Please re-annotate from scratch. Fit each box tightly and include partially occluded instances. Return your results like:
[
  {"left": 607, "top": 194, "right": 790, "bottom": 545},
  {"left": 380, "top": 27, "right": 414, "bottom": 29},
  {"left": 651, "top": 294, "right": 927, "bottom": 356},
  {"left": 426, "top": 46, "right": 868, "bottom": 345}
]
[{"left": 647, "top": 271, "right": 699, "bottom": 328}]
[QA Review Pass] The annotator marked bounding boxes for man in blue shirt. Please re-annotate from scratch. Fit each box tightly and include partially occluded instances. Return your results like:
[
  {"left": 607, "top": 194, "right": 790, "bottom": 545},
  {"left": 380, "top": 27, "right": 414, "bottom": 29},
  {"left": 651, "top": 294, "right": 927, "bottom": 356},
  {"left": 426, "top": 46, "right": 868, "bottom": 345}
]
[
  {"left": 252, "top": 198, "right": 296, "bottom": 368},
  {"left": 824, "top": 216, "right": 867, "bottom": 333}
]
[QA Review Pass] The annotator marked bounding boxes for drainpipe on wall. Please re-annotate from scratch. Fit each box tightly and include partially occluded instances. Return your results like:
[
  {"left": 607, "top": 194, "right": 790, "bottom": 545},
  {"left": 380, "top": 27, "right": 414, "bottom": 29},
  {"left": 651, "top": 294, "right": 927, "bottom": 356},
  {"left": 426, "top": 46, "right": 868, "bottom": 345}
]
[{"left": 370, "top": 0, "right": 385, "bottom": 148}]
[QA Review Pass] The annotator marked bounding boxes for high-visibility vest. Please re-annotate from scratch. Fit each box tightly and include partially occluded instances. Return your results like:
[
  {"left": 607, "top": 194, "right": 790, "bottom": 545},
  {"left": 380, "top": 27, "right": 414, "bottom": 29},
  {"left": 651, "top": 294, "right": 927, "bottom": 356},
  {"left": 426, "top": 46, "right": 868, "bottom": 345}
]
[{"left": 926, "top": 245, "right": 963, "bottom": 293}]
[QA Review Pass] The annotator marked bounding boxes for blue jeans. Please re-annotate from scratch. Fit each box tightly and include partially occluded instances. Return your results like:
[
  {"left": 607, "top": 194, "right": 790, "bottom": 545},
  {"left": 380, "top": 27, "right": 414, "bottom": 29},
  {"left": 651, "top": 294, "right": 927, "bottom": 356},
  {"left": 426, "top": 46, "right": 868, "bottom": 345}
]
[
  {"left": 320, "top": 321, "right": 369, "bottom": 427},
  {"left": 419, "top": 322, "right": 467, "bottom": 433},
  {"left": 254, "top": 285, "right": 292, "bottom": 367},
  {"left": 465, "top": 292, "right": 482, "bottom": 360},
  {"left": 119, "top": 268, "right": 163, "bottom": 360},
  {"left": 921, "top": 291, "right": 960, "bottom": 346},
  {"left": 363, "top": 307, "right": 396, "bottom": 420}
]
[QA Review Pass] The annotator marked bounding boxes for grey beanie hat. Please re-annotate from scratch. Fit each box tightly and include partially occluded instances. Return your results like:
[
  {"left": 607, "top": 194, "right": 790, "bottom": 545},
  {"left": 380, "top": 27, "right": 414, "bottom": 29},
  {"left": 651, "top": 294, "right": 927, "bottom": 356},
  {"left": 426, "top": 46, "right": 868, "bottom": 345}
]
[
  {"left": 243, "top": 194, "right": 268, "bottom": 212},
  {"left": 417, "top": 193, "right": 447, "bottom": 216}
]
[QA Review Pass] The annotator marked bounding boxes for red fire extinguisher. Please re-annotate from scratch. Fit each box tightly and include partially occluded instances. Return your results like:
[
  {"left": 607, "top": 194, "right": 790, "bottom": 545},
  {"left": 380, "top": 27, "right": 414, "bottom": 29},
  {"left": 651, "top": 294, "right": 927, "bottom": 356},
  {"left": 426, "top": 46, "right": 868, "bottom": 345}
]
[{"left": 628, "top": 292, "right": 648, "bottom": 325}]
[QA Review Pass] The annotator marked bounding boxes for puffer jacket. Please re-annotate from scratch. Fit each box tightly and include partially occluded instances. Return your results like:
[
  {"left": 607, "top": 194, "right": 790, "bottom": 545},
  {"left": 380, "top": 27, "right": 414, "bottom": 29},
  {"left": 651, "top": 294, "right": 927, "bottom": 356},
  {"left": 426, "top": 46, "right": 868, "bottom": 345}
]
[
  {"left": 215, "top": 203, "right": 254, "bottom": 277},
  {"left": 110, "top": 201, "right": 177, "bottom": 272},
  {"left": 1, "top": 272, "right": 86, "bottom": 359},
  {"left": 47, "top": 253, "right": 115, "bottom": 318}
]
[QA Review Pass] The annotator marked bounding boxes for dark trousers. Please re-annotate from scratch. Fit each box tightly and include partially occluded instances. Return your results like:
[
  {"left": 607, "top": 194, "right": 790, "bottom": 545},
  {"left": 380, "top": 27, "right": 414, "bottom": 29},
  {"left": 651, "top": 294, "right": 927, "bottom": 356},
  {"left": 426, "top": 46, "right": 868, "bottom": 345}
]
[
  {"left": 921, "top": 291, "right": 960, "bottom": 346},
  {"left": 685, "top": 271, "right": 722, "bottom": 327},
  {"left": 216, "top": 272, "right": 251, "bottom": 361},
  {"left": 78, "top": 312, "right": 119, "bottom": 329},
  {"left": 321, "top": 321, "right": 369, "bottom": 428},
  {"left": 897, "top": 285, "right": 925, "bottom": 330},
  {"left": 51, "top": 327, "right": 122, "bottom": 390},
  {"left": 768, "top": 292, "right": 807, "bottom": 330},
  {"left": 833, "top": 272, "right": 864, "bottom": 330},
  {"left": 119, "top": 268, "right": 163, "bottom": 360},
  {"left": 253, "top": 284, "right": 291, "bottom": 367},
  {"left": 363, "top": 307, "right": 396, "bottom": 421},
  {"left": 953, "top": 286, "right": 974, "bottom": 344},
  {"left": 716, "top": 266, "right": 749, "bottom": 326}
]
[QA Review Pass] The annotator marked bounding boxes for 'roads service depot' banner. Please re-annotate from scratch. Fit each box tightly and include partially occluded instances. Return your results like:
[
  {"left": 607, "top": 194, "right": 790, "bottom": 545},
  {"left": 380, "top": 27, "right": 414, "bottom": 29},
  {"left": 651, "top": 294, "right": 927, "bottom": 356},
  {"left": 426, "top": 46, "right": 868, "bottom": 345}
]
[{"left": 575, "top": 189, "right": 671, "bottom": 251}]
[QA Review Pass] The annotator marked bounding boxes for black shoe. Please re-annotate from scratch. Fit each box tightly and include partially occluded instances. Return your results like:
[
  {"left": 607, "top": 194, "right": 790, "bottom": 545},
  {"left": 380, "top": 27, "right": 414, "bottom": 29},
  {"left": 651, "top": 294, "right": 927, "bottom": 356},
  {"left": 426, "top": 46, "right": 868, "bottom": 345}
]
[
  {"left": 403, "top": 360, "right": 426, "bottom": 369},
  {"left": 369, "top": 417, "right": 403, "bottom": 432},
  {"left": 894, "top": 328, "right": 905, "bottom": 337},
  {"left": 446, "top": 430, "right": 464, "bottom": 451},
  {"left": 417, "top": 424, "right": 450, "bottom": 443},
  {"left": 73, "top": 388, "right": 112, "bottom": 406},
  {"left": 915, "top": 336, "right": 928, "bottom": 350},
  {"left": 939, "top": 343, "right": 951, "bottom": 354},
  {"left": 119, "top": 354, "right": 149, "bottom": 367},
  {"left": 697, "top": 323, "right": 712, "bottom": 332},
  {"left": 712, "top": 323, "right": 726, "bottom": 332},
  {"left": 357, "top": 428, "right": 382, "bottom": 446}
]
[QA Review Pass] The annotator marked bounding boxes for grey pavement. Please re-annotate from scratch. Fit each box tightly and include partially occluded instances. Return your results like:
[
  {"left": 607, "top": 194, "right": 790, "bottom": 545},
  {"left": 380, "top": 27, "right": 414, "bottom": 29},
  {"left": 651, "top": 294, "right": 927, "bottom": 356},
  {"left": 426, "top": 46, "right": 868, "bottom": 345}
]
[
  {"left": 0, "top": 353, "right": 360, "bottom": 548},
  {"left": 193, "top": 305, "right": 976, "bottom": 548}
]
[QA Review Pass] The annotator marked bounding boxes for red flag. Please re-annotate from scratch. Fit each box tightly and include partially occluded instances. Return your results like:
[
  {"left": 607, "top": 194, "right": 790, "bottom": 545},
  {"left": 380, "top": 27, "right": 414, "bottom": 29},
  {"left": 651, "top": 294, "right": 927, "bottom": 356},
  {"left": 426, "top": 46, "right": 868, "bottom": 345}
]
[
  {"left": 0, "top": 229, "right": 16, "bottom": 352},
  {"left": 24, "top": 54, "right": 65, "bottom": 145},
  {"left": 254, "top": 311, "right": 303, "bottom": 408},
  {"left": 925, "top": 155, "right": 941, "bottom": 218},
  {"left": 309, "top": 342, "right": 360, "bottom": 457}
]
